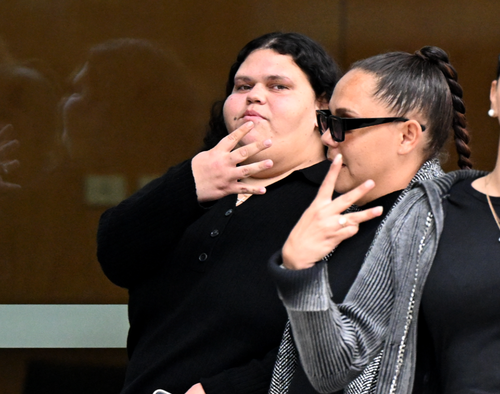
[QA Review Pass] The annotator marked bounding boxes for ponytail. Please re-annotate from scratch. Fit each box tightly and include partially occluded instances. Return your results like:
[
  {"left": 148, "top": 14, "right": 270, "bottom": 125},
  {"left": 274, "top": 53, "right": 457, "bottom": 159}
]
[
  {"left": 351, "top": 45, "right": 473, "bottom": 169},
  {"left": 416, "top": 47, "right": 472, "bottom": 169}
]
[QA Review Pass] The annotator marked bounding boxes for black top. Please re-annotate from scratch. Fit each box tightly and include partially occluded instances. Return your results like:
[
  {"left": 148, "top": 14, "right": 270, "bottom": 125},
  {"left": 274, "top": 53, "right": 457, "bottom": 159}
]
[
  {"left": 97, "top": 159, "right": 330, "bottom": 394},
  {"left": 288, "top": 189, "right": 403, "bottom": 394},
  {"left": 419, "top": 178, "right": 500, "bottom": 394}
]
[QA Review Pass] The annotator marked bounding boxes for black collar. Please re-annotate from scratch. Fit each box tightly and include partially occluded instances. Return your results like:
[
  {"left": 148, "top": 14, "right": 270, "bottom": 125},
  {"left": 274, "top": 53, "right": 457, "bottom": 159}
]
[{"left": 290, "top": 159, "right": 330, "bottom": 185}]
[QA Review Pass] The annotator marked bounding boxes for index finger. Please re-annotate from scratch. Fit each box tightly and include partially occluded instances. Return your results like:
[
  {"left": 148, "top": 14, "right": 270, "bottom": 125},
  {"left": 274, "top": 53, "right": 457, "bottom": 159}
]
[
  {"left": 219, "top": 121, "right": 254, "bottom": 152},
  {"left": 332, "top": 178, "right": 376, "bottom": 213},
  {"left": 316, "top": 154, "right": 343, "bottom": 202}
]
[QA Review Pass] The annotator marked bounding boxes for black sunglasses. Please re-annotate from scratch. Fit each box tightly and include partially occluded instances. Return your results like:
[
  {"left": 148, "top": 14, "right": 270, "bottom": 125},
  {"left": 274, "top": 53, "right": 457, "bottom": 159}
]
[{"left": 316, "top": 110, "right": 426, "bottom": 142}]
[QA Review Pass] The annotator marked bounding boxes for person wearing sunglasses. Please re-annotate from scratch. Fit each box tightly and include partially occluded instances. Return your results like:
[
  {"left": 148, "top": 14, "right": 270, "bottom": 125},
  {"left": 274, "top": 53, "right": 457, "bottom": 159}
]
[
  {"left": 96, "top": 32, "right": 343, "bottom": 394},
  {"left": 316, "top": 109, "right": 426, "bottom": 143},
  {"left": 268, "top": 46, "right": 473, "bottom": 394}
]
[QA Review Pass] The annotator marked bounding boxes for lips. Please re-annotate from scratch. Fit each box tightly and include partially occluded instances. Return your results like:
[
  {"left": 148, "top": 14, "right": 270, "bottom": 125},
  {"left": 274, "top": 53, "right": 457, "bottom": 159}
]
[{"left": 242, "top": 110, "right": 265, "bottom": 120}]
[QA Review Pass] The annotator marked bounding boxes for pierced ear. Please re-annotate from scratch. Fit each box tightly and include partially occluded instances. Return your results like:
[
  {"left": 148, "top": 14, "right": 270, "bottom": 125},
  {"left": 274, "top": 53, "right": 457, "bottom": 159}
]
[{"left": 398, "top": 120, "right": 422, "bottom": 155}]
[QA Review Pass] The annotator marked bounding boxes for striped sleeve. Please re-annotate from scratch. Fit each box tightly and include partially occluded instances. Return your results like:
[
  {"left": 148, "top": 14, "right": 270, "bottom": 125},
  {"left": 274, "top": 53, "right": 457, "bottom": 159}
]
[{"left": 270, "top": 191, "right": 429, "bottom": 393}]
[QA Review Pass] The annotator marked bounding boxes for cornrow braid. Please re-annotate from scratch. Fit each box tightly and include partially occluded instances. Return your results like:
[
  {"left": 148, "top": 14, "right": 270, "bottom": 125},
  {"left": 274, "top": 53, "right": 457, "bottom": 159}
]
[{"left": 416, "top": 46, "right": 472, "bottom": 169}]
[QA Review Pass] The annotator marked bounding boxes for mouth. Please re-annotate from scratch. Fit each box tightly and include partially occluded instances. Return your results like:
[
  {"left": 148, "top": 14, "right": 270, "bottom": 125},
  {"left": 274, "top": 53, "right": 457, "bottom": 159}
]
[{"left": 242, "top": 110, "right": 265, "bottom": 121}]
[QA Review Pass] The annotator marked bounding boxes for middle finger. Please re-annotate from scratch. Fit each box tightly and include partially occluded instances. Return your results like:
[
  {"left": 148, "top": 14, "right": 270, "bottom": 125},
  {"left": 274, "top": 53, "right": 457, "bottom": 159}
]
[
  {"left": 337, "top": 207, "right": 383, "bottom": 228},
  {"left": 230, "top": 138, "right": 272, "bottom": 165}
]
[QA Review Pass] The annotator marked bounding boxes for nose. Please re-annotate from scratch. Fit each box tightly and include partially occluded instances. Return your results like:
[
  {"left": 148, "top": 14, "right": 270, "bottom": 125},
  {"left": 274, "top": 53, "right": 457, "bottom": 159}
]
[
  {"left": 246, "top": 84, "right": 266, "bottom": 104},
  {"left": 321, "top": 129, "right": 339, "bottom": 148}
]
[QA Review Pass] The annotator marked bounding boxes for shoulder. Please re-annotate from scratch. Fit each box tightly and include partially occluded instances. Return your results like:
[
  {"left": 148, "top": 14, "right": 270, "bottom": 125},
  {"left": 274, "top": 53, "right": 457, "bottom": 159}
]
[
  {"left": 295, "top": 159, "right": 330, "bottom": 185},
  {"left": 417, "top": 169, "right": 486, "bottom": 195}
]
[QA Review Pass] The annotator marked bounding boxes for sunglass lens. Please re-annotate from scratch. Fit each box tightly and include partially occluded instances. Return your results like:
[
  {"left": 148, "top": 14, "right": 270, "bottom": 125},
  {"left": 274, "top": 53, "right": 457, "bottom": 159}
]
[
  {"left": 317, "top": 113, "right": 328, "bottom": 134},
  {"left": 329, "top": 117, "right": 344, "bottom": 142}
]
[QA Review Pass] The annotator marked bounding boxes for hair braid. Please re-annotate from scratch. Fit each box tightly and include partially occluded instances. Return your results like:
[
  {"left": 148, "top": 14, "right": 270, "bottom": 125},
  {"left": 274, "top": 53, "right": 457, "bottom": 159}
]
[{"left": 417, "top": 46, "right": 472, "bottom": 169}]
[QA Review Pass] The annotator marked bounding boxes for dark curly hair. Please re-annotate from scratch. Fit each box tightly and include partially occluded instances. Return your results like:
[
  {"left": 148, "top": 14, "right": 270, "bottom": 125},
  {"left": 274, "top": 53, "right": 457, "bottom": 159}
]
[{"left": 201, "top": 32, "right": 341, "bottom": 151}]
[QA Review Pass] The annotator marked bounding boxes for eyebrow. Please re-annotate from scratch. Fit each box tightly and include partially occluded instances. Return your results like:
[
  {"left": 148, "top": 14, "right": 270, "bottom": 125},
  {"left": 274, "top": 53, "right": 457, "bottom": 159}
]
[
  {"left": 234, "top": 75, "right": 293, "bottom": 84},
  {"left": 333, "top": 107, "right": 359, "bottom": 117}
]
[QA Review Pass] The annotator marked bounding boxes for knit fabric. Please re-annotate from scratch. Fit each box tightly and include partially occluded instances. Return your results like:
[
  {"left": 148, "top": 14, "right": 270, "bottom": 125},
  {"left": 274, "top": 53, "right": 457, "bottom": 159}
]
[
  {"left": 98, "top": 159, "right": 331, "bottom": 394},
  {"left": 270, "top": 169, "right": 486, "bottom": 394},
  {"left": 268, "top": 159, "right": 445, "bottom": 394}
]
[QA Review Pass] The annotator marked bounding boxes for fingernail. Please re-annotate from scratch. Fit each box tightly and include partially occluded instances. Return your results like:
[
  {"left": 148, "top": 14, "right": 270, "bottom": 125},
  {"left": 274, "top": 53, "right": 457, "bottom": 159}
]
[
  {"left": 259, "top": 187, "right": 266, "bottom": 194},
  {"left": 245, "top": 121, "right": 254, "bottom": 127},
  {"left": 333, "top": 153, "right": 342, "bottom": 164},
  {"left": 263, "top": 139, "right": 272, "bottom": 147},
  {"left": 265, "top": 159, "right": 273, "bottom": 168},
  {"left": 365, "top": 179, "right": 375, "bottom": 188},
  {"left": 373, "top": 206, "right": 383, "bottom": 215}
]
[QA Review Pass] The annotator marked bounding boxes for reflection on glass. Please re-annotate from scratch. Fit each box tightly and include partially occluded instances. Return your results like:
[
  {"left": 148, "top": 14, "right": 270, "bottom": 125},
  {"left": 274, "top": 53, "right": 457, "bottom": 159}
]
[
  {"left": 0, "top": 34, "right": 203, "bottom": 393},
  {"left": 62, "top": 38, "right": 200, "bottom": 177}
]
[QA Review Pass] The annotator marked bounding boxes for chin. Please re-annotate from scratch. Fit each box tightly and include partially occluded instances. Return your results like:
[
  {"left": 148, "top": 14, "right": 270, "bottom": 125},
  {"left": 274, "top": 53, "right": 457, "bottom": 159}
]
[
  {"left": 251, "top": 167, "right": 275, "bottom": 180},
  {"left": 333, "top": 176, "right": 353, "bottom": 195}
]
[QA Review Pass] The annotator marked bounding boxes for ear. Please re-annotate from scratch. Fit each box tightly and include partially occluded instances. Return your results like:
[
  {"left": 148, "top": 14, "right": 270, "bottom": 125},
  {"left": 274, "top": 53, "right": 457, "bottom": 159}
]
[
  {"left": 313, "top": 94, "right": 329, "bottom": 128},
  {"left": 314, "top": 93, "right": 329, "bottom": 110},
  {"left": 397, "top": 119, "right": 423, "bottom": 155},
  {"left": 490, "top": 80, "right": 498, "bottom": 115}
]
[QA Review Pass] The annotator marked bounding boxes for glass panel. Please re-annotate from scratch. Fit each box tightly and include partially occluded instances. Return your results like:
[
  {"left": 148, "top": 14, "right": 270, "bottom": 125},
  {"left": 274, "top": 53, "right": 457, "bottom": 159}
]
[{"left": 0, "top": 1, "right": 343, "bottom": 392}]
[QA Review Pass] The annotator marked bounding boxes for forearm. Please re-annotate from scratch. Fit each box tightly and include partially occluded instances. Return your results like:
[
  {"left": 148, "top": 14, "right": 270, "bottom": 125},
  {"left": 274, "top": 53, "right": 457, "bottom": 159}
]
[
  {"left": 269, "top": 251, "right": 392, "bottom": 393},
  {"left": 97, "top": 159, "right": 206, "bottom": 287}
]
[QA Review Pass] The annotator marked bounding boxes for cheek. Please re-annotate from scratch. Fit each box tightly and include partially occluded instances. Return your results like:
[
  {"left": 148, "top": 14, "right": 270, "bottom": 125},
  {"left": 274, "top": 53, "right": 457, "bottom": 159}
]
[
  {"left": 282, "top": 98, "right": 313, "bottom": 122},
  {"left": 222, "top": 95, "right": 239, "bottom": 132},
  {"left": 271, "top": 100, "right": 316, "bottom": 139},
  {"left": 337, "top": 138, "right": 371, "bottom": 173}
]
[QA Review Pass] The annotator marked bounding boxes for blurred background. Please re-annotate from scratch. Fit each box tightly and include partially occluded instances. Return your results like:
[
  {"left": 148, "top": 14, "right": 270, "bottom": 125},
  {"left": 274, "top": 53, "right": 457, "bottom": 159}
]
[{"left": 0, "top": 0, "right": 498, "bottom": 392}]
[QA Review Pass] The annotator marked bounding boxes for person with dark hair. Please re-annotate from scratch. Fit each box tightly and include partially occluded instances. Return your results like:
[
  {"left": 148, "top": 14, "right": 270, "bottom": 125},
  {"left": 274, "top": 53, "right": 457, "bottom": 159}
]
[
  {"left": 0, "top": 64, "right": 63, "bottom": 190},
  {"left": 268, "top": 46, "right": 473, "bottom": 394},
  {"left": 0, "top": 60, "right": 95, "bottom": 304},
  {"left": 96, "top": 32, "right": 341, "bottom": 394},
  {"left": 63, "top": 38, "right": 202, "bottom": 176}
]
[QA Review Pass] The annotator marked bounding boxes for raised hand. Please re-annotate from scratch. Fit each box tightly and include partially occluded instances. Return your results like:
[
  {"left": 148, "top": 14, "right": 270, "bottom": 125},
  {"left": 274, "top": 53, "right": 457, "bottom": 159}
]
[
  {"left": 191, "top": 121, "right": 274, "bottom": 202},
  {"left": 282, "top": 154, "right": 383, "bottom": 270},
  {"left": 0, "top": 124, "right": 21, "bottom": 194}
]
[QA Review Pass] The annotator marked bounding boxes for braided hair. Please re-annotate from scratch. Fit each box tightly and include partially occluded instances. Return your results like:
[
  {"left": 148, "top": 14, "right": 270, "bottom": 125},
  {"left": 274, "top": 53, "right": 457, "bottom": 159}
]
[{"left": 350, "top": 46, "right": 472, "bottom": 169}]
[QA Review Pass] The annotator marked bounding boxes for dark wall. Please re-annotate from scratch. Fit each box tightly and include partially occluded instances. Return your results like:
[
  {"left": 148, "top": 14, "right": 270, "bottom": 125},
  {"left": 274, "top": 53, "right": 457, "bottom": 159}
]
[{"left": 0, "top": 1, "right": 498, "bottom": 392}]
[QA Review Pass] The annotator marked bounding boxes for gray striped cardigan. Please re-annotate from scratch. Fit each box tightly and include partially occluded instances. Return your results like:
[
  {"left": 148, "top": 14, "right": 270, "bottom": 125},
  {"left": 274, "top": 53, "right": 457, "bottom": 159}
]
[{"left": 270, "top": 169, "right": 485, "bottom": 394}]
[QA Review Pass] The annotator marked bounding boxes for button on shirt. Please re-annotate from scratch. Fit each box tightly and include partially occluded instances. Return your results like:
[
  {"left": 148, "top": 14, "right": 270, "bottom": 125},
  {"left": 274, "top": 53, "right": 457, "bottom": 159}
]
[{"left": 99, "top": 158, "right": 331, "bottom": 394}]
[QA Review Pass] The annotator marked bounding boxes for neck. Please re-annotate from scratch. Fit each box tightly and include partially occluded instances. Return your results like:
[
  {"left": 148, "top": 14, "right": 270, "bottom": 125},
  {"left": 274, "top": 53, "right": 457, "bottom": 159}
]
[
  {"left": 356, "top": 160, "right": 423, "bottom": 206},
  {"left": 240, "top": 156, "right": 324, "bottom": 189},
  {"left": 478, "top": 171, "right": 500, "bottom": 197},
  {"left": 472, "top": 150, "right": 500, "bottom": 196},
  {"left": 489, "top": 152, "right": 500, "bottom": 194}
]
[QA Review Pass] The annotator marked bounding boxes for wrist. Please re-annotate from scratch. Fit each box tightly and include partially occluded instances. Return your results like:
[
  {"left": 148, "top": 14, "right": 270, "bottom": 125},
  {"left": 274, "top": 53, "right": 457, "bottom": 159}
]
[{"left": 281, "top": 244, "right": 303, "bottom": 270}]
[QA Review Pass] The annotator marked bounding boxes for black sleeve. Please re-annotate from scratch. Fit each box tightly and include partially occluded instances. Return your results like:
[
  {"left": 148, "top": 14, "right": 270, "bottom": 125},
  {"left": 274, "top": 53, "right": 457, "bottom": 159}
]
[
  {"left": 97, "top": 159, "right": 207, "bottom": 288},
  {"left": 200, "top": 346, "right": 279, "bottom": 394}
]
